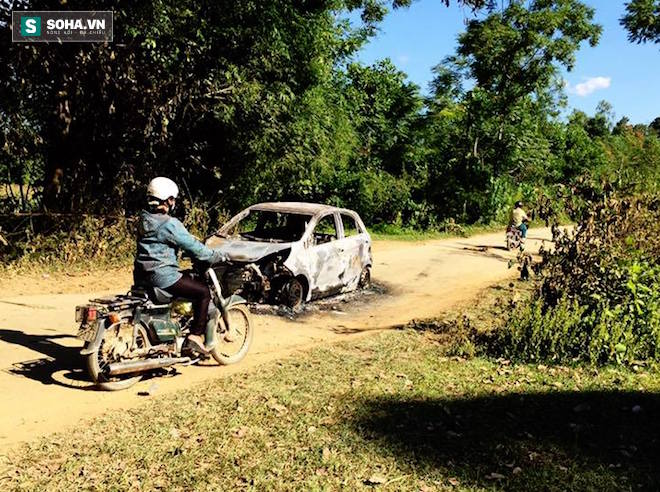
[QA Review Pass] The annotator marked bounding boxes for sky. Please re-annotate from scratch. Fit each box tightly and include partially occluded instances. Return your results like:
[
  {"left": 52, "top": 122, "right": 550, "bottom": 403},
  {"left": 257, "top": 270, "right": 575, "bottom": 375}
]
[{"left": 350, "top": 1, "right": 659, "bottom": 124}]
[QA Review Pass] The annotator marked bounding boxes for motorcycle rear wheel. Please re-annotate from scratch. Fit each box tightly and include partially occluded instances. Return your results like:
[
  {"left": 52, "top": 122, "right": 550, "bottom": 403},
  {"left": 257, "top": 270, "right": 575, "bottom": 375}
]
[
  {"left": 211, "top": 304, "right": 253, "bottom": 365},
  {"left": 85, "top": 321, "right": 150, "bottom": 391}
]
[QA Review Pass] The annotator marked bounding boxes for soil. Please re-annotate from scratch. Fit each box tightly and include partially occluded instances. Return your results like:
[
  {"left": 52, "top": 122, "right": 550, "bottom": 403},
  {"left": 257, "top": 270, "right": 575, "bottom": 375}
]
[{"left": 0, "top": 228, "right": 553, "bottom": 450}]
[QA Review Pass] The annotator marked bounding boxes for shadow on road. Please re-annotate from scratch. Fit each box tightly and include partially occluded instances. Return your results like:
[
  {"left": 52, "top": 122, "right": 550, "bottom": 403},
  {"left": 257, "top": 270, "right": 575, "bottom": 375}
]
[
  {"left": 353, "top": 390, "right": 660, "bottom": 490},
  {"left": 470, "top": 244, "right": 510, "bottom": 251},
  {"left": 0, "top": 329, "right": 92, "bottom": 389},
  {"left": 330, "top": 323, "right": 403, "bottom": 335},
  {"left": 526, "top": 236, "right": 550, "bottom": 242},
  {"left": 444, "top": 243, "right": 513, "bottom": 263}
]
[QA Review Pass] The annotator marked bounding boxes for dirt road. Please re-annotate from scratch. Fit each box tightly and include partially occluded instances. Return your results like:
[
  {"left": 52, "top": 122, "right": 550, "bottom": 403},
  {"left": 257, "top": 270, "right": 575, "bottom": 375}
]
[{"left": 0, "top": 229, "right": 552, "bottom": 449}]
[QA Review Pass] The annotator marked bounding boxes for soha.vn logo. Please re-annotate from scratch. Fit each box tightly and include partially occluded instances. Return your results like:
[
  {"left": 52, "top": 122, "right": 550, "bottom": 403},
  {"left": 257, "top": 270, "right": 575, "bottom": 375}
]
[{"left": 20, "top": 16, "right": 41, "bottom": 36}]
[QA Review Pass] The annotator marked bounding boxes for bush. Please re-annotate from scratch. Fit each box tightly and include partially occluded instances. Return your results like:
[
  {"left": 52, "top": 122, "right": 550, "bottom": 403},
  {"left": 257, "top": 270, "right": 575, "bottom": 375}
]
[
  {"left": 1, "top": 215, "right": 136, "bottom": 273},
  {"left": 489, "top": 192, "right": 660, "bottom": 365},
  {"left": 0, "top": 198, "right": 223, "bottom": 274},
  {"left": 491, "top": 297, "right": 588, "bottom": 362}
]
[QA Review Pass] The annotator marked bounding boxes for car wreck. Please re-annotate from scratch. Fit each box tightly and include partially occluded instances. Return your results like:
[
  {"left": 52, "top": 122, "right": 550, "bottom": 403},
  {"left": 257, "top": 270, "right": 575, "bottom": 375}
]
[{"left": 205, "top": 202, "right": 372, "bottom": 308}]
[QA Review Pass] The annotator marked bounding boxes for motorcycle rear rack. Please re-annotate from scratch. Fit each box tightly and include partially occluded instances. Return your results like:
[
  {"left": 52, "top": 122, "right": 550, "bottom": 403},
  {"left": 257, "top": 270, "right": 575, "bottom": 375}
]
[{"left": 89, "top": 294, "right": 147, "bottom": 311}]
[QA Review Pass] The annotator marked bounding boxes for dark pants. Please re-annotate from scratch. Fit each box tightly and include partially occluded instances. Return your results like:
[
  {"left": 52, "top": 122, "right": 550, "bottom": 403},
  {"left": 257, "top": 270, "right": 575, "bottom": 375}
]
[
  {"left": 517, "top": 223, "right": 528, "bottom": 238},
  {"left": 165, "top": 273, "right": 211, "bottom": 336}
]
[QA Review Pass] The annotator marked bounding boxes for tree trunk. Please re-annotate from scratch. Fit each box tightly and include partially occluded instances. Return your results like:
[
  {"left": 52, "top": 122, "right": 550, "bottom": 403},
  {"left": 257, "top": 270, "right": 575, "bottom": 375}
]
[{"left": 42, "top": 129, "right": 73, "bottom": 212}]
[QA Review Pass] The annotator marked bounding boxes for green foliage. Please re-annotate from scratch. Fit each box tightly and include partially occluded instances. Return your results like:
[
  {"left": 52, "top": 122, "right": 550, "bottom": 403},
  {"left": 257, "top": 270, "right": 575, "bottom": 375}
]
[
  {"left": 490, "top": 193, "right": 660, "bottom": 365},
  {"left": 493, "top": 296, "right": 588, "bottom": 362},
  {"left": 559, "top": 111, "right": 608, "bottom": 180},
  {"left": 601, "top": 126, "right": 660, "bottom": 193},
  {"left": 235, "top": 59, "right": 425, "bottom": 226},
  {"left": 494, "top": 262, "right": 660, "bottom": 365},
  {"left": 1, "top": 0, "right": 658, "bottom": 273},
  {"left": 341, "top": 60, "right": 424, "bottom": 177},
  {"left": 333, "top": 169, "right": 413, "bottom": 224},
  {"left": 424, "top": 0, "right": 601, "bottom": 222},
  {"left": 0, "top": 0, "right": 417, "bottom": 215},
  {"left": 621, "top": 0, "right": 660, "bottom": 45}
]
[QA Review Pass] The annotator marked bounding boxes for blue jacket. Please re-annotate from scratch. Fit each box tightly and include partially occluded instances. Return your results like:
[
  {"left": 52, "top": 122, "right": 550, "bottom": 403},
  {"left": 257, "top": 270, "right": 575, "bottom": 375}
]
[{"left": 133, "top": 210, "right": 225, "bottom": 288}]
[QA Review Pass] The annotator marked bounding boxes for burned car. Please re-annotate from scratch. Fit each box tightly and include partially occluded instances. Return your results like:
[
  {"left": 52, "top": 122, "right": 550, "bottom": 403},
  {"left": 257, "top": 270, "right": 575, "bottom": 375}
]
[{"left": 205, "top": 202, "right": 372, "bottom": 308}]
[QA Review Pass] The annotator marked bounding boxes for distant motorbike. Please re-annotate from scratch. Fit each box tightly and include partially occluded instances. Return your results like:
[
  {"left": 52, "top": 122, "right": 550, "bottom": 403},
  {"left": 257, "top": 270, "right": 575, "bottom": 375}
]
[
  {"left": 75, "top": 263, "right": 253, "bottom": 390},
  {"left": 505, "top": 225, "right": 524, "bottom": 250}
]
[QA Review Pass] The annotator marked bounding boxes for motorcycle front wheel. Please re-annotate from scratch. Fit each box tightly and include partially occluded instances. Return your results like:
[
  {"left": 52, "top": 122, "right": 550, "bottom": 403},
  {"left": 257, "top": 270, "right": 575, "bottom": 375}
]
[
  {"left": 85, "top": 320, "right": 151, "bottom": 391},
  {"left": 211, "top": 304, "right": 253, "bottom": 365}
]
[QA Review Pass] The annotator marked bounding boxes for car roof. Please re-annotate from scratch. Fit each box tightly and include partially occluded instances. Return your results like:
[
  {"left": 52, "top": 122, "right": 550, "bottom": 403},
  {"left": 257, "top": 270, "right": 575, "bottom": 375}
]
[
  {"left": 249, "top": 202, "right": 341, "bottom": 216},
  {"left": 215, "top": 201, "right": 367, "bottom": 237}
]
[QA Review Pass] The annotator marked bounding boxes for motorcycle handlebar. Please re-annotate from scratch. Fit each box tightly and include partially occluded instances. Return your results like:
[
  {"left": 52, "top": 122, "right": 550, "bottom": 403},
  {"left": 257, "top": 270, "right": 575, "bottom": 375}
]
[{"left": 192, "top": 258, "right": 233, "bottom": 272}]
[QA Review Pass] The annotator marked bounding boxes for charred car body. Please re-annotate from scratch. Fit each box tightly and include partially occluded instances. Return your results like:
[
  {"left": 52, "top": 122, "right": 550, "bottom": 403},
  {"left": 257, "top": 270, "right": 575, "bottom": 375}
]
[{"left": 205, "top": 202, "right": 372, "bottom": 308}]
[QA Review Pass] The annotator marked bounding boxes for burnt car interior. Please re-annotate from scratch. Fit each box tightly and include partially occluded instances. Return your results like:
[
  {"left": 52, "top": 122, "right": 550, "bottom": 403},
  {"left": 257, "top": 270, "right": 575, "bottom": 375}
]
[
  {"left": 313, "top": 215, "right": 338, "bottom": 245},
  {"left": 227, "top": 210, "right": 311, "bottom": 243}
]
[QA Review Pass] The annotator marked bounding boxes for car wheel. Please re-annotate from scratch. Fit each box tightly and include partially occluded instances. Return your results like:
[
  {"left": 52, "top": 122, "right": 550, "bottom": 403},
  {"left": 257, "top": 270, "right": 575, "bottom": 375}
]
[
  {"left": 358, "top": 266, "right": 371, "bottom": 289},
  {"left": 282, "top": 278, "right": 304, "bottom": 309}
]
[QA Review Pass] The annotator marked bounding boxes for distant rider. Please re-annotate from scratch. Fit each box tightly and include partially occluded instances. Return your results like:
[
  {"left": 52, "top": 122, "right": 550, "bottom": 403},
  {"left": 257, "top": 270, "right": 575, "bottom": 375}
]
[
  {"left": 510, "top": 201, "right": 530, "bottom": 239},
  {"left": 133, "top": 177, "right": 226, "bottom": 354}
]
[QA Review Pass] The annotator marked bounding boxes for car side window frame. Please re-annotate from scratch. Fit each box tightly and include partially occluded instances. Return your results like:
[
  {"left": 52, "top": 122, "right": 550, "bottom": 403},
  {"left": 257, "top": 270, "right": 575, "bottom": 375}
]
[
  {"left": 311, "top": 212, "right": 340, "bottom": 246},
  {"left": 340, "top": 212, "right": 363, "bottom": 238}
]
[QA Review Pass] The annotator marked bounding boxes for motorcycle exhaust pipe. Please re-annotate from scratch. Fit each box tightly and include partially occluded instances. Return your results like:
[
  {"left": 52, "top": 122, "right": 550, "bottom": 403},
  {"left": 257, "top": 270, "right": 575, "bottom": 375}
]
[{"left": 107, "top": 356, "right": 191, "bottom": 376}]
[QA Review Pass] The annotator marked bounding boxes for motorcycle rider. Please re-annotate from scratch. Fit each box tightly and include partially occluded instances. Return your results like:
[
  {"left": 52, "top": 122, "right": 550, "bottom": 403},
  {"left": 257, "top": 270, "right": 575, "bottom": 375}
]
[
  {"left": 133, "top": 177, "right": 226, "bottom": 354},
  {"left": 510, "top": 200, "right": 530, "bottom": 239}
]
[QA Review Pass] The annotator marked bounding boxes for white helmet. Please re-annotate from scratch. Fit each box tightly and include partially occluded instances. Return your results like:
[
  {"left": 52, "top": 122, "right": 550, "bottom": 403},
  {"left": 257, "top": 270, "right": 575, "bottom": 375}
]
[{"left": 147, "top": 177, "right": 179, "bottom": 202}]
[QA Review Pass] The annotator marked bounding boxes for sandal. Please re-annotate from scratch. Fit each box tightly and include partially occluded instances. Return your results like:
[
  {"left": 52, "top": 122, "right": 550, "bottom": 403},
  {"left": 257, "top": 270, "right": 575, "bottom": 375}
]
[{"left": 186, "top": 336, "right": 210, "bottom": 355}]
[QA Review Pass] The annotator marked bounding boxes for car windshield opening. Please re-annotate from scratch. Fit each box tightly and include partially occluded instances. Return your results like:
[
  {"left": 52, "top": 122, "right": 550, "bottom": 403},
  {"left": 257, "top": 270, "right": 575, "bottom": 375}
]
[{"left": 227, "top": 210, "right": 312, "bottom": 243}]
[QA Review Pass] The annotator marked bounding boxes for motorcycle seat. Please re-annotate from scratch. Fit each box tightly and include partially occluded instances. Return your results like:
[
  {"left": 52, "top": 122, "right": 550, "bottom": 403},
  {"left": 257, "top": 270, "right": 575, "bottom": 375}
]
[
  {"left": 130, "top": 285, "right": 173, "bottom": 304},
  {"left": 150, "top": 287, "right": 173, "bottom": 304}
]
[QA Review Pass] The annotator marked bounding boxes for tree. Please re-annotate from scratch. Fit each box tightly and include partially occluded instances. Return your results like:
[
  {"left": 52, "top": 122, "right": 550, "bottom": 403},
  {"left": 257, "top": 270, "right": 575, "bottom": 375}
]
[
  {"left": 341, "top": 61, "right": 423, "bottom": 176},
  {"left": 0, "top": 0, "right": 418, "bottom": 214},
  {"left": 561, "top": 111, "right": 607, "bottom": 180},
  {"left": 1, "top": 0, "right": 504, "bottom": 217},
  {"left": 613, "top": 116, "right": 632, "bottom": 136},
  {"left": 248, "top": 60, "right": 426, "bottom": 225},
  {"left": 650, "top": 117, "right": 660, "bottom": 137},
  {"left": 584, "top": 100, "right": 615, "bottom": 138},
  {"left": 338, "top": 61, "right": 425, "bottom": 223},
  {"left": 621, "top": 0, "right": 660, "bottom": 45},
  {"left": 425, "top": 0, "right": 601, "bottom": 222}
]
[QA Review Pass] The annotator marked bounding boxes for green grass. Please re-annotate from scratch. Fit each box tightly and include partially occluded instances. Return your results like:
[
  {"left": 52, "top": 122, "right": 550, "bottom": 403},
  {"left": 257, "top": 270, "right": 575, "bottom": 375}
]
[
  {"left": 369, "top": 222, "right": 506, "bottom": 241},
  {"left": 2, "top": 327, "right": 659, "bottom": 491},
  {"left": 368, "top": 220, "right": 554, "bottom": 241}
]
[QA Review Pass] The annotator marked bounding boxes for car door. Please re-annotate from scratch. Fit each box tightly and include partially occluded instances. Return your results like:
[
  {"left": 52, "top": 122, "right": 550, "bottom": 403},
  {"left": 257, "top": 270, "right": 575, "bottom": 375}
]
[
  {"left": 306, "top": 213, "right": 344, "bottom": 297},
  {"left": 336, "top": 212, "right": 369, "bottom": 290}
]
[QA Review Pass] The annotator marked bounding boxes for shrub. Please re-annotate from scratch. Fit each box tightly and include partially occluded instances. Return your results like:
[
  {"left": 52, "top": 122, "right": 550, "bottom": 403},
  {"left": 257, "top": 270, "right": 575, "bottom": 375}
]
[
  {"left": 2, "top": 215, "right": 135, "bottom": 273},
  {"left": 490, "top": 297, "right": 587, "bottom": 363},
  {"left": 489, "top": 192, "right": 660, "bottom": 365}
]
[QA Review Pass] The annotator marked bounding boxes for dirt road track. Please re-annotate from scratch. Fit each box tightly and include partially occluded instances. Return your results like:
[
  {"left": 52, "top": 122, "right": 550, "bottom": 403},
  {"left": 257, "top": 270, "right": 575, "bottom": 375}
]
[{"left": 0, "top": 229, "right": 552, "bottom": 449}]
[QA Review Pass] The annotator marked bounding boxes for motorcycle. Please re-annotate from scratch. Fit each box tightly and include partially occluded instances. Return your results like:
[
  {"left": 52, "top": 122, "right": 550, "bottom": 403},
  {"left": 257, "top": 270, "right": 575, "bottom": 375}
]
[
  {"left": 75, "top": 263, "right": 253, "bottom": 390},
  {"left": 505, "top": 224, "right": 524, "bottom": 250}
]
